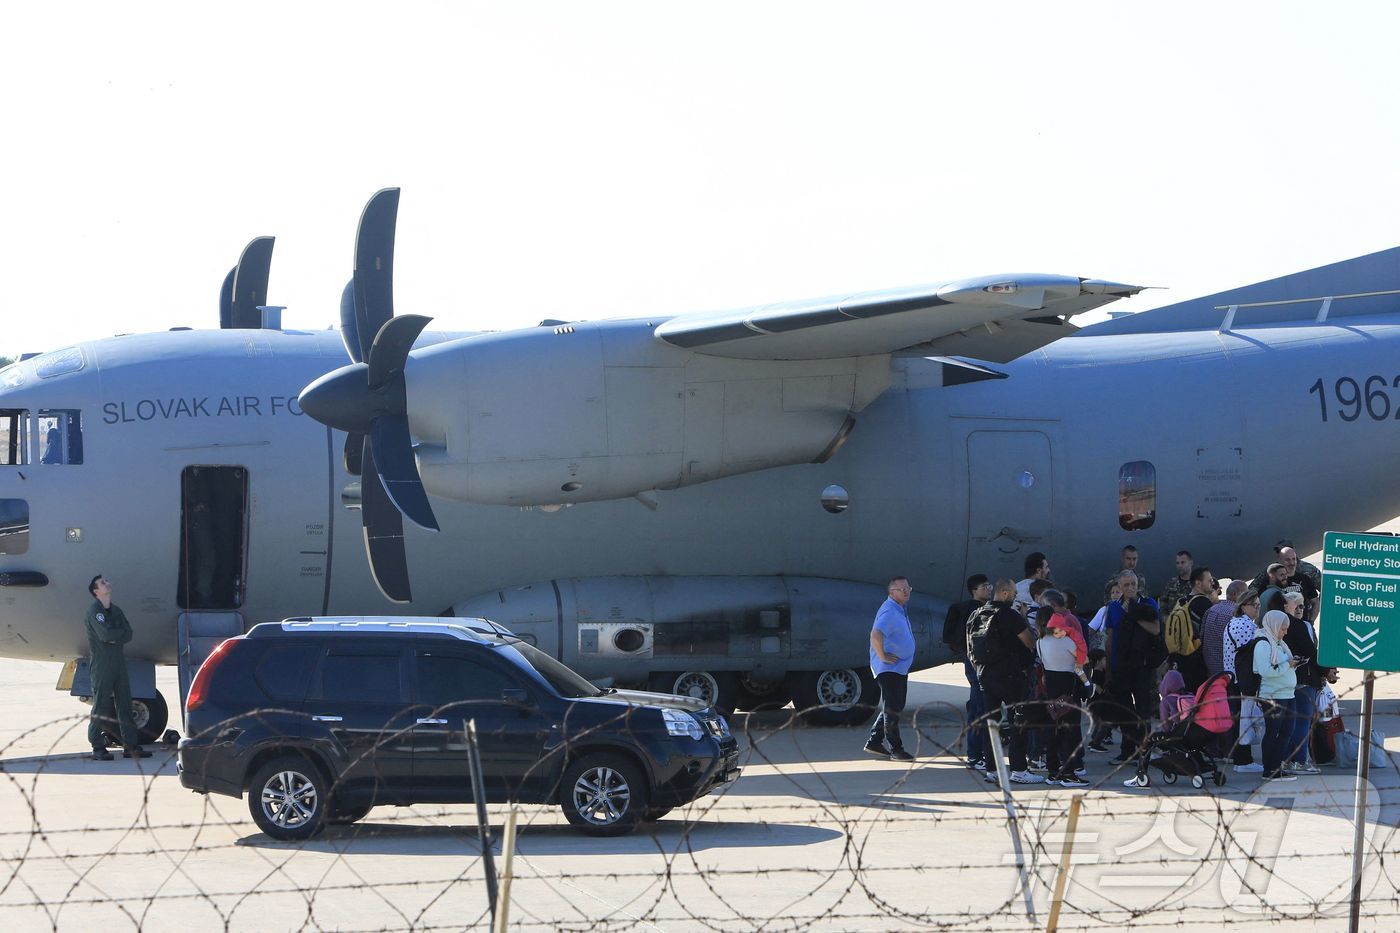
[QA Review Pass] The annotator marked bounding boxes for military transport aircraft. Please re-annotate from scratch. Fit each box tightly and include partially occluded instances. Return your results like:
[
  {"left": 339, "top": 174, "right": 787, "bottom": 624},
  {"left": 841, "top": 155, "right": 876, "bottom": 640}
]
[{"left": 2, "top": 187, "right": 1399, "bottom": 743}]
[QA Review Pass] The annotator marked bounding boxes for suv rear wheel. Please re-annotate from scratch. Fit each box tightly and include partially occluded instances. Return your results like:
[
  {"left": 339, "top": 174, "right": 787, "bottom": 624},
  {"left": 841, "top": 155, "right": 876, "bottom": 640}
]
[
  {"left": 249, "top": 756, "right": 329, "bottom": 841},
  {"left": 560, "top": 753, "right": 648, "bottom": 836}
]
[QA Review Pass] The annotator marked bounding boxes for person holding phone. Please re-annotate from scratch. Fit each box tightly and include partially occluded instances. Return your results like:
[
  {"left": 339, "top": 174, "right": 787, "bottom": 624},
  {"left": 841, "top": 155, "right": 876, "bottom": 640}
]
[{"left": 1254, "top": 610, "right": 1300, "bottom": 781}]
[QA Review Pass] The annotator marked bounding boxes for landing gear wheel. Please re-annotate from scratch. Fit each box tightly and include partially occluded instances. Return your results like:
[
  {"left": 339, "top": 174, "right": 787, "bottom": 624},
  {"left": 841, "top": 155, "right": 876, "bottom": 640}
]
[
  {"left": 248, "top": 755, "right": 329, "bottom": 841},
  {"left": 131, "top": 693, "right": 169, "bottom": 745},
  {"left": 1191, "top": 774, "right": 1205, "bottom": 789},
  {"left": 735, "top": 674, "right": 791, "bottom": 711},
  {"left": 652, "top": 671, "right": 738, "bottom": 714},
  {"left": 1162, "top": 770, "right": 1178, "bottom": 785},
  {"left": 102, "top": 691, "right": 170, "bottom": 747},
  {"left": 328, "top": 803, "right": 373, "bottom": 825},
  {"left": 790, "top": 668, "right": 877, "bottom": 727},
  {"left": 560, "top": 753, "right": 647, "bottom": 837},
  {"left": 1214, "top": 770, "right": 1227, "bottom": 787}
]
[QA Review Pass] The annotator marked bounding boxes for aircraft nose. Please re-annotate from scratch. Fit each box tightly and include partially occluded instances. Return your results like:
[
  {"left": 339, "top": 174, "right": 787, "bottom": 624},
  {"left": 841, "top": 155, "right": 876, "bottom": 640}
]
[{"left": 298, "top": 362, "right": 377, "bottom": 434}]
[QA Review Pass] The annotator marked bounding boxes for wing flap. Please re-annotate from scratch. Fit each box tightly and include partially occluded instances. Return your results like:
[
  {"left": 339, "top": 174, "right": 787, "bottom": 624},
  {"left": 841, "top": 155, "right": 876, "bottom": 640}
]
[{"left": 655, "top": 274, "right": 1143, "bottom": 361}]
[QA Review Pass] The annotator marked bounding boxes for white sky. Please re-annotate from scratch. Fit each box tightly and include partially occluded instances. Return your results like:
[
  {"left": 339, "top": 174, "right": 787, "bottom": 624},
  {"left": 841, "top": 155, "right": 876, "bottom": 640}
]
[{"left": 3, "top": 2, "right": 1399, "bottom": 357}]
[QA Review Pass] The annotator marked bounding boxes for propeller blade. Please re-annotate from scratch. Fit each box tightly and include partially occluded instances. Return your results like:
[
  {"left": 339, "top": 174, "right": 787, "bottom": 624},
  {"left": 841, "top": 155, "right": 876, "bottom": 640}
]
[
  {"left": 219, "top": 267, "right": 236, "bottom": 329},
  {"left": 367, "top": 314, "right": 432, "bottom": 390},
  {"left": 352, "top": 188, "right": 400, "bottom": 363},
  {"left": 339, "top": 280, "right": 362, "bottom": 363},
  {"left": 360, "top": 442, "right": 412, "bottom": 603},
  {"left": 229, "top": 236, "right": 275, "bottom": 329},
  {"left": 370, "top": 414, "right": 440, "bottom": 532},
  {"left": 344, "top": 432, "right": 364, "bottom": 477}
]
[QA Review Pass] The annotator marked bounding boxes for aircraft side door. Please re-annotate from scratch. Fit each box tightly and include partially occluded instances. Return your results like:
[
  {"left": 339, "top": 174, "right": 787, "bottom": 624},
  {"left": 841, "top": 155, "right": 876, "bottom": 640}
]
[
  {"left": 306, "top": 646, "right": 415, "bottom": 802},
  {"left": 410, "top": 650, "right": 553, "bottom": 802},
  {"left": 964, "top": 430, "right": 1054, "bottom": 583}
]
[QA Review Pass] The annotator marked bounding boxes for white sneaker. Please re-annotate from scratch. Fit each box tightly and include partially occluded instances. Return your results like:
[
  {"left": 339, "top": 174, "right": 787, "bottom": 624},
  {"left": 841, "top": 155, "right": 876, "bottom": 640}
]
[
  {"left": 1074, "top": 767, "right": 1087, "bottom": 778},
  {"left": 1009, "top": 770, "right": 1046, "bottom": 784},
  {"left": 1266, "top": 773, "right": 1298, "bottom": 782},
  {"left": 1234, "top": 762, "right": 1264, "bottom": 774},
  {"left": 1292, "top": 762, "right": 1322, "bottom": 775}
]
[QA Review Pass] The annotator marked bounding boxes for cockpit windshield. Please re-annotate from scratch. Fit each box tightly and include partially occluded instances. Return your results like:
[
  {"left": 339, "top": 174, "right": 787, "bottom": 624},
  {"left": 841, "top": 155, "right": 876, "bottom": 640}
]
[{"left": 0, "top": 409, "right": 83, "bottom": 466}]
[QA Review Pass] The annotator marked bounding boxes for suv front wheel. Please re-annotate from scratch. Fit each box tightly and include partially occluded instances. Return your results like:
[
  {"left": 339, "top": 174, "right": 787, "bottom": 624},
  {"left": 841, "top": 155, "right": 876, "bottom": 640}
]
[
  {"left": 249, "top": 755, "right": 329, "bottom": 841},
  {"left": 560, "top": 753, "right": 648, "bottom": 836}
]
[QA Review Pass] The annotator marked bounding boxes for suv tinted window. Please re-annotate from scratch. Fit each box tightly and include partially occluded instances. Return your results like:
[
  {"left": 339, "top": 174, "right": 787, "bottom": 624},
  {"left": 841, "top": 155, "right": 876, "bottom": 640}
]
[
  {"left": 320, "top": 651, "right": 403, "bottom": 703},
  {"left": 255, "top": 646, "right": 317, "bottom": 702},
  {"left": 416, "top": 654, "right": 521, "bottom": 707}
]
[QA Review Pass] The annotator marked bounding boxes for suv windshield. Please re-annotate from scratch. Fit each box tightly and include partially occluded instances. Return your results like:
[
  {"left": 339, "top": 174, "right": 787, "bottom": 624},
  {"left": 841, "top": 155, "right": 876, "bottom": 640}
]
[{"left": 504, "top": 639, "right": 604, "bottom": 698}]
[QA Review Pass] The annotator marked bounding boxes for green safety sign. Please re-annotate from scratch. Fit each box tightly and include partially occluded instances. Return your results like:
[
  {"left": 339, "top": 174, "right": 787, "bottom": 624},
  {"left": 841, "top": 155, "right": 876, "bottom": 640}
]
[{"left": 1318, "top": 531, "right": 1400, "bottom": 672}]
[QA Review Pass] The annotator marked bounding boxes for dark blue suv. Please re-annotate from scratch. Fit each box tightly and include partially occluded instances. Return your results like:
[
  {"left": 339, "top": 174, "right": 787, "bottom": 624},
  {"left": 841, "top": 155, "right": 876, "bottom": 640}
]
[{"left": 177, "top": 618, "right": 739, "bottom": 839}]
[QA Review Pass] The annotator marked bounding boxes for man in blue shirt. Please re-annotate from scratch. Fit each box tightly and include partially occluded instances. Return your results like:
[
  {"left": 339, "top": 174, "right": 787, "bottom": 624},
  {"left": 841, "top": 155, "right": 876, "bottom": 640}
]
[{"left": 865, "top": 576, "right": 917, "bottom": 761}]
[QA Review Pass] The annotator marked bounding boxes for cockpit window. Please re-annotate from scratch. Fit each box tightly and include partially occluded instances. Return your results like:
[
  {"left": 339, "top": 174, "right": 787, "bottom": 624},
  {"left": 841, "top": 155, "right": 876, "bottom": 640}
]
[
  {"left": 34, "top": 347, "right": 84, "bottom": 379},
  {"left": 37, "top": 410, "right": 83, "bottom": 465},
  {"left": 0, "top": 410, "right": 29, "bottom": 466},
  {"left": 0, "top": 499, "right": 29, "bottom": 554},
  {"left": 1118, "top": 460, "right": 1156, "bottom": 531}
]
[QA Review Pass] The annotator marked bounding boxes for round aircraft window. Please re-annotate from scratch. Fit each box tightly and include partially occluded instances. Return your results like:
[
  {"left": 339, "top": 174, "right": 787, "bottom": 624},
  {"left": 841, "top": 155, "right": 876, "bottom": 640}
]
[
  {"left": 820, "top": 484, "right": 849, "bottom": 514},
  {"left": 561, "top": 481, "right": 582, "bottom": 493},
  {"left": 1017, "top": 471, "right": 1036, "bottom": 490},
  {"left": 612, "top": 628, "right": 646, "bottom": 652}
]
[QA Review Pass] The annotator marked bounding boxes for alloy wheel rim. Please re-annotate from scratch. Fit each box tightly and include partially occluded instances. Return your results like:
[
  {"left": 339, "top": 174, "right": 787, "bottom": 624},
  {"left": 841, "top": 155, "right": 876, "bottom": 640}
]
[
  {"left": 261, "top": 769, "right": 319, "bottom": 828},
  {"left": 572, "top": 766, "right": 631, "bottom": 825}
]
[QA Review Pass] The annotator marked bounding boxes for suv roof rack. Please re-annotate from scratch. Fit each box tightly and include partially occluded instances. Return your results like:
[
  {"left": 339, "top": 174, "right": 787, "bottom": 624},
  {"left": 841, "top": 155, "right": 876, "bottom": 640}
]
[{"left": 246, "top": 616, "right": 512, "bottom": 642}]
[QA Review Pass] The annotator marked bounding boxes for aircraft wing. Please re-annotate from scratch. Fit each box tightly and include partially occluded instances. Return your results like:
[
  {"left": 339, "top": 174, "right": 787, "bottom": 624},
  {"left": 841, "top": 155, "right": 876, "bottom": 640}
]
[{"left": 654, "top": 274, "right": 1144, "bottom": 361}]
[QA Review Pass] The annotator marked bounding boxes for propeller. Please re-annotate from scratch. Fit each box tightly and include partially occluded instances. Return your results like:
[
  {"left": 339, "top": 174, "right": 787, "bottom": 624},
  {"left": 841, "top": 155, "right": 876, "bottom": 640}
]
[
  {"left": 219, "top": 236, "right": 275, "bottom": 329},
  {"left": 298, "top": 188, "right": 439, "bottom": 603}
]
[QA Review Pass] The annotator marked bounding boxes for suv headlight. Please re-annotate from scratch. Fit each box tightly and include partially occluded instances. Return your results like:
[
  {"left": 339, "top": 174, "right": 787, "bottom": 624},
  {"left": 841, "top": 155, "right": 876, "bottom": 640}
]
[{"left": 662, "top": 708, "right": 704, "bottom": 740}]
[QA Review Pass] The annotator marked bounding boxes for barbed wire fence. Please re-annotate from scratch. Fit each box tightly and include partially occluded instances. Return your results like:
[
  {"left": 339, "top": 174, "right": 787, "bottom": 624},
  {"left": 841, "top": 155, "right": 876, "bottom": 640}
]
[{"left": 1, "top": 673, "right": 1398, "bottom": 931}]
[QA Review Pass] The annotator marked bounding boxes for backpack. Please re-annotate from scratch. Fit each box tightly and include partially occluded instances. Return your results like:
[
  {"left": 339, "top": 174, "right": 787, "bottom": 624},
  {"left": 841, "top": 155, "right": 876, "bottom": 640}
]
[
  {"left": 1231, "top": 634, "right": 1265, "bottom": 696},
  {"left": 966, "top": 604, "right": 1006, "bottom": 681},
  {"left": 1163, "top": 597, "right": 1201, "bottom": 656}
]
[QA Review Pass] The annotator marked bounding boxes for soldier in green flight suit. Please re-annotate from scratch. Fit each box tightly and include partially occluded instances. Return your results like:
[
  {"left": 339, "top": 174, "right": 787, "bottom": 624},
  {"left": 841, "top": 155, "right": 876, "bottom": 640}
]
[{"left": 84, "top": 575, "right": 151, "bottom": 760}]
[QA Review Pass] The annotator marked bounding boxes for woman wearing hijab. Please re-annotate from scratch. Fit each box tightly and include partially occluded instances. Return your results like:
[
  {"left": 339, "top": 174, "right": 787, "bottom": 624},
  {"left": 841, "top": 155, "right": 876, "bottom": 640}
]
[{"left": 1254, "top": 609, "right": 1301, "bottom": 781}]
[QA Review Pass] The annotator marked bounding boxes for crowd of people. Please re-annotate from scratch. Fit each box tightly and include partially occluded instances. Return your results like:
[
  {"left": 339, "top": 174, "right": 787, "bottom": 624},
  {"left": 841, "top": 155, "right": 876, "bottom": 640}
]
[{"left": 903, "top": 539, "right": 1336, "bottom": 787}]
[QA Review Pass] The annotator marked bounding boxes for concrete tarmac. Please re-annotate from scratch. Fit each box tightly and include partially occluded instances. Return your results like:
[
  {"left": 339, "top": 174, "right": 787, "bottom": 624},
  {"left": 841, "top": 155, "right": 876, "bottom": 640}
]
[{"left": 2, "top": 655, "right": 1398, "bottom": 932}]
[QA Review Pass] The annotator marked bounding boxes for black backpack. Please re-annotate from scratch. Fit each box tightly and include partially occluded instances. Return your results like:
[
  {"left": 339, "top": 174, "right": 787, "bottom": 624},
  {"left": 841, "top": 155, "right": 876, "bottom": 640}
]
[
  {"left": 1231, "top": 634, "right": 1266, "bottom": 696},
  {"left": 966, "top": 604, "right": 1006, "bottom": 680}
]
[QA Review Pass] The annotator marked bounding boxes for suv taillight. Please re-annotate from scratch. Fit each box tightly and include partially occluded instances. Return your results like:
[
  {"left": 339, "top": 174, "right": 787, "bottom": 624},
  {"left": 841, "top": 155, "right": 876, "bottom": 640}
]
[{"left": 185, "top": 638, "right": 238, "bottom": 712}]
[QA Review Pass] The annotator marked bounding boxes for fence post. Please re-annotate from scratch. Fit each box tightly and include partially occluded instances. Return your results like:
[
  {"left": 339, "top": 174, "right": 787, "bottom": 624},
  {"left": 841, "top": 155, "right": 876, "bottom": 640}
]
[
  {"left": 493, "top": 809, "right": 518, "bottom": 933},
  {"left": 466, "top": 718, "right": 499, "bottom": 925}
]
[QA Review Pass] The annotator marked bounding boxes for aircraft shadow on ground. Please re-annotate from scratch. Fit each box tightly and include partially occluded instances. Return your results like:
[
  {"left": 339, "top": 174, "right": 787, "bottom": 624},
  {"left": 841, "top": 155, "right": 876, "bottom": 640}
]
[{"left": 237, "top": 817, "right": 840, "bottom": 856}]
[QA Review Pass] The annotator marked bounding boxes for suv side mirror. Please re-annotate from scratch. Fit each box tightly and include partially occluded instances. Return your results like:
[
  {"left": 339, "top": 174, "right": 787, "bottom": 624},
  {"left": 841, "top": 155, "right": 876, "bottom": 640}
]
[{"left": 501, "top": 687, "right": 534, "bottom": 708}]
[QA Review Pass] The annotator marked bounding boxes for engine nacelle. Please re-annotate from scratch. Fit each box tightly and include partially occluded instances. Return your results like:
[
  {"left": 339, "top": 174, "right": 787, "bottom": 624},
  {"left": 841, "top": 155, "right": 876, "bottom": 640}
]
[
  {"left": 452, "top": 575, "right": 948, "bottom": 683},
  {"left": 407, "top": 320, "right": 889, "bottom": 506}
]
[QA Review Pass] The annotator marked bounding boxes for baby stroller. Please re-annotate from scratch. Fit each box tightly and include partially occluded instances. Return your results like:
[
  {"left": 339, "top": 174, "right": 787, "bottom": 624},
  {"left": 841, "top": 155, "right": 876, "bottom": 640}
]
[{"left": 1125, "top": 671, "right": 1231, "bottom": 789}]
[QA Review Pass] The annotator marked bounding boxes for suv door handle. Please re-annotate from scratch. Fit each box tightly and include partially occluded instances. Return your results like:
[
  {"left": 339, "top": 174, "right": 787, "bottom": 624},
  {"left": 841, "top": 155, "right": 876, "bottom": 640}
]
[
  {"left": 311, "top": 715, "right": 343, "bottom": 722},
  {"left": 416, "top": 717, "right": 448, "bottom": 725}
]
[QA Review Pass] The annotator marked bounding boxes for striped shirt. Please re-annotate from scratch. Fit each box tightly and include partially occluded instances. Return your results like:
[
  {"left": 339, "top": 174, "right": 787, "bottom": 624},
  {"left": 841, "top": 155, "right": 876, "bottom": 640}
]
[{"left": 1201, "top": 600, "right": 1237, "bottom": 676}]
